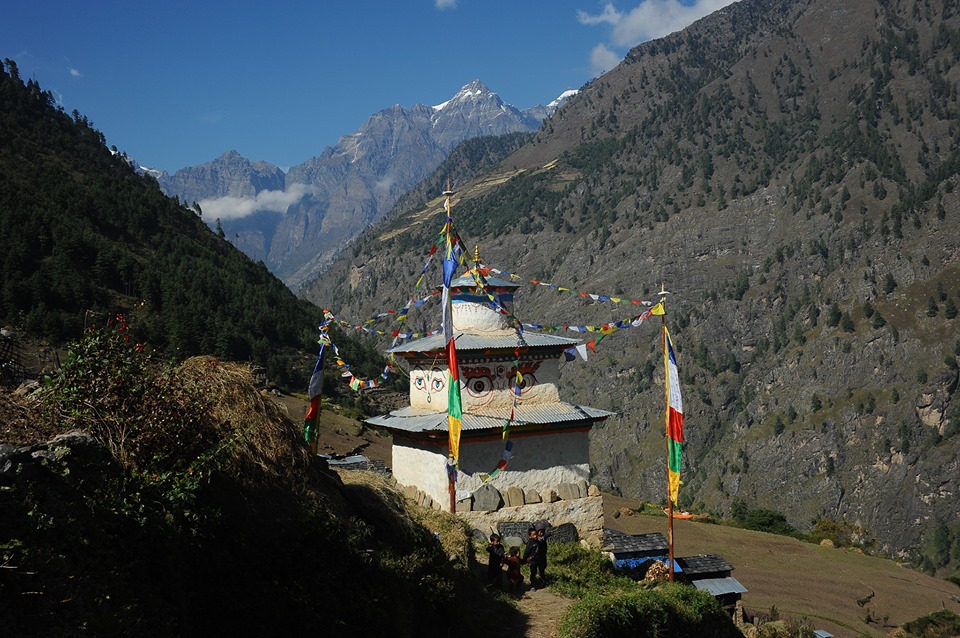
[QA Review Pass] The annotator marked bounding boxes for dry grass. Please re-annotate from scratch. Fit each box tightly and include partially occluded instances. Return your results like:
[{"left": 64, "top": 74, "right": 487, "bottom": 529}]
[
  {"left": 0, "top": 388, "right": 49, "bottom": 444},
  {"left": 177, "top": 357, "right": 312, "bottom": 486},
  {"left": 604, "top": 495, "right": 960, "bottom": 638}
]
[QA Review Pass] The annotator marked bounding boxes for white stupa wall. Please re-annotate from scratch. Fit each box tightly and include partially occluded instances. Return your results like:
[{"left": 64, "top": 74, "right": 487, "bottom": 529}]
[
  {"left": 391, "top": 430, "right": 590, "bottom": 506},
  {"left": 409, "top": 356, "right": 561, "bottom": 411},
  {"left": 451, "top": 300, "right": 512, "bottom": 332}
]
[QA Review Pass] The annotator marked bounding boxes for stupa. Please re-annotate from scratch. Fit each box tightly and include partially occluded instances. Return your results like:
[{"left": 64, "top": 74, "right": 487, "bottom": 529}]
[{"left": 367, "top": 246, "right": 614, "bottom": 510}]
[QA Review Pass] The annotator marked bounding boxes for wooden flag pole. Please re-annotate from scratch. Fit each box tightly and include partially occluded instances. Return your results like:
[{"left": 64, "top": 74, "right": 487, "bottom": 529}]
[
  {"left": 659, "top": 282, "right": 674, "bottom": 583},
  {"left": 444, "top": 187, "right": 457, "bottom": 514}
]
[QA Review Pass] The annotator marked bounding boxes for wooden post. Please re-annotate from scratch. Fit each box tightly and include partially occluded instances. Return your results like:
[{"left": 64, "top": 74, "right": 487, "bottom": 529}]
[{"left": 659, "top": 283, "right": 674, "bottom": 582}]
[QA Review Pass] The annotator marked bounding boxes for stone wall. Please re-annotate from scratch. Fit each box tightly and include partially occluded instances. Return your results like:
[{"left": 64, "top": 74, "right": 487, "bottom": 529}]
[{"left": 399, "top": 477, "right": 605, "bottom": 547}]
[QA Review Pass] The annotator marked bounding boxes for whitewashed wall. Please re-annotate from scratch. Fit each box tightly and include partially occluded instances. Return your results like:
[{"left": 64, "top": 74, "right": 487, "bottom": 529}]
[{"left": 392, "top": 429, "right": 590, "bottom": 505}]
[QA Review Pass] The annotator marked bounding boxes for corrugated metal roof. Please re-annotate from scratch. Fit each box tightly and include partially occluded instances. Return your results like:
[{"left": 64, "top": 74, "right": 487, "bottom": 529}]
[
  {"left": 366, "top": 402, "right": 615, "bottom": 433},
  {"left": 813, "top": 631, "right": 833, "bottom": 638},
  {"left": 691, "top": 577, "right": 747, "bottom": 596},
  {"left": 448, "top": 274, "right": 518, "bottom": 289},
  {"left": 389, "top": 331, "right": 578, "bottom": 353}
]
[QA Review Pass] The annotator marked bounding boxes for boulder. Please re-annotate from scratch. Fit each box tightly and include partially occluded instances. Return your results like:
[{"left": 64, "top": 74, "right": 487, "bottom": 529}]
[
  {"left": 455, "top": 495, "right": 473, "bottom": 512},
  {"left": 472, "top": 483, "right": 503, "bottom": 512},
  {"left": 504, "top": 485, "right": 525, "bottom": 508},
  {"left": 556, "top": 482, "right": 580, "bottom": 501}
]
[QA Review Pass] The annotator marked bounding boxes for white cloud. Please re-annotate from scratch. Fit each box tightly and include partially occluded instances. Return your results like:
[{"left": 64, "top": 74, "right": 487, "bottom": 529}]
[
  {"left": 69, "top": 67, "right": 82, "bottom": 78},
  {"left": 577, "top": 3, "right": 622, "bottom": 26},
  {"left": 579, "top": 0, "right": 739, "bottom": 74},
  {"left": 374, "top": 175, "right": 395, "bottom": 194},
  {"left": 611, "top": 0, "right": 736, "bottom": 46},
  {"left": 198, "top": 183, "right": 315, "bottom": 221},
  {"left": 435, "top": 0, "right": 457, "bottom": 9},
  {"left": 590, "top": 43, "right": 622, "bottom": 77}
]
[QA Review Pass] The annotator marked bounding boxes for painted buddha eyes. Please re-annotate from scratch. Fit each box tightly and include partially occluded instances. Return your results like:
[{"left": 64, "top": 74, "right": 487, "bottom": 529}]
[
  {"left": 466, "top": 376, "right": 492, "bottom": 398},
  {"left": 413, "top": 367, "right": 445, "bottom": 403}
]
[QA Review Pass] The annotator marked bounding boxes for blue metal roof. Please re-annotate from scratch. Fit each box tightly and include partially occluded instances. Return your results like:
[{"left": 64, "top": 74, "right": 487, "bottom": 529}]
[{"left": 613, "top": 557, "right": 683, "bottom": 572}]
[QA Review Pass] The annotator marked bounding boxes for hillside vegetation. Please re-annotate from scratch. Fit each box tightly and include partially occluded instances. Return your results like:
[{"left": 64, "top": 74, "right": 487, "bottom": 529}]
[
  {"left": 0, "top": 60, "right": 324, "bottom": 387},
  {"left": 304, "top": 0, "right": 960, "bottom": 574},
  {"left": 0, "top": 320, "right": 514, "bottom": 636}
]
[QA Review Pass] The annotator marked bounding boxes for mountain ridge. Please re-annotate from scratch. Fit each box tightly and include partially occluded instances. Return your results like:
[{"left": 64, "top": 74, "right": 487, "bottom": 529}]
[
  {"left": 154, "top": 81, "right": 575, "bottom": 289},
  {"left": 302, "top": 0, "right": 960, "bottom": 571}
]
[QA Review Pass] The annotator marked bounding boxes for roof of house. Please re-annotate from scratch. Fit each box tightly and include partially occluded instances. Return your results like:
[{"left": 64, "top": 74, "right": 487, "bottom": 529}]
[
  {"left": 691, "top": 577, "right": 748, "bottom": 597},
  {"left": 603, "top": 529, "right": 669, "bottom": 554},
  {"left": 389, "top": 330, "right": 578, "bottom": 354},
  {"left": 813, "top": 631, "right": 834, "bottom": 638},
  {"left": 448, "top": 273, "right": 518, "bottom": 289},
  {"left": 675, "top": 554, "right": 734, "bottom": 576},
  {"left": 366, "top": 403, "right": 614, "bottom": 433}
]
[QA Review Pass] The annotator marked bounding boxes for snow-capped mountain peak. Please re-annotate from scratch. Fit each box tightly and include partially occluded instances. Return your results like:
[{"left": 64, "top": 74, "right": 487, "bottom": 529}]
[{"left": 548, "top": 89, "right": 579, "bottom": 110}]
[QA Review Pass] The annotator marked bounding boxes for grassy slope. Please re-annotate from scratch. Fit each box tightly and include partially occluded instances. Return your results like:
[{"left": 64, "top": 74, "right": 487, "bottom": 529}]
[{"left": 603, "top": 495, "right": 960, "bottom": 638}]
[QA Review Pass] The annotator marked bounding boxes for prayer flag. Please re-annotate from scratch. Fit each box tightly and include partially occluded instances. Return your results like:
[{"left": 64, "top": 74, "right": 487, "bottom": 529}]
[
  {"left": 441, "top": 212, "right": 462, "bottom": 464},
  {"left": 664, "top": 327, "right": 684, "bottom": 504},
  {"left": 304, "top": 341, "right": 326, "bottom": 455},
  {"left": 447, "top": 337, "right": 463, "bottom": 462}
]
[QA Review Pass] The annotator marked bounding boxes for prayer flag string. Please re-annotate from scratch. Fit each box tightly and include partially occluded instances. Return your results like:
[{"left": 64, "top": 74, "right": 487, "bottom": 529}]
[{"left": 481, "top": 263, "right": 654, "bottom": 308}]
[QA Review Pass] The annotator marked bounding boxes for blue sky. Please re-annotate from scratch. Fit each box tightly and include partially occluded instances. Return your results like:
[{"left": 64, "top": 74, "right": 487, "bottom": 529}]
[{"left": 4, "top": 0, "right": 735, "bottom": 174}]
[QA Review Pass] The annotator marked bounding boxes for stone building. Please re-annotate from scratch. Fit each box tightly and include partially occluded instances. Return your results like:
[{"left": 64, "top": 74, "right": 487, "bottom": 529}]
[{"left": 367, "top": 253, "right": 613, "bottom": 514}]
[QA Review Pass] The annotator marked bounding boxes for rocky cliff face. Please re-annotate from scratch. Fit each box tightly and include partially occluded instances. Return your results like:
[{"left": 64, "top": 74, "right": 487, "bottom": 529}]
[
  {"left": 159, "top": 150, "right": 285, "bottom": 203},
  {"left": 303, "top": 0, "right": 960, "bottom": 565},
  {"left": 157, "top": 81, "right": 559, "bottom": 289}
]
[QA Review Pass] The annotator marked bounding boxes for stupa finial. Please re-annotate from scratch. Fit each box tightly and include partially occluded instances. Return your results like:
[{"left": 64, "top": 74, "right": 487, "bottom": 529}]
[{"left": 474, "top": 244, "right": 481, "bottom": 265}]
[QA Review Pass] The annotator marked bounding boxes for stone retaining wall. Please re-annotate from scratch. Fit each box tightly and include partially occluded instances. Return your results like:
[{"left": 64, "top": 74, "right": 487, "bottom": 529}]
[{"left": 398, "top": 478, "right": 605, "bottom": 547}]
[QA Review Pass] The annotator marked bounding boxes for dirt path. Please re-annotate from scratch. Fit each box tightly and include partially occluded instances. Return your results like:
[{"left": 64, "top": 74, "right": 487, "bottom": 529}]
[{"left": 505, "top": 587, "right": 574, "bottom": 638}]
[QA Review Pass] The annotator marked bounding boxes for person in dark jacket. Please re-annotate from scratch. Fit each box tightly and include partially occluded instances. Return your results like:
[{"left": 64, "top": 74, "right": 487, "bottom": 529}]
[
  {"left": 522, "top": 527, "right": 540, "bottom": 589},
  {"left": 532, "top": 527, "right": 548, "bottom": 587},
  {"left": 486, "top": 533, "right": 505, "bottom": 587}
]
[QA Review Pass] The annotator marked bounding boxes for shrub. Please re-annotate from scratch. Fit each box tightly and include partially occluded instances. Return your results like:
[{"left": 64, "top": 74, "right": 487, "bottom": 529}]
[
  {"left": 40, "top": 315, "right": 215, "bottom": 472},
  {"left": 742, "top": 508, "right": 796, "bottom": 536},
  {"left": 900, "top": 610, "right": 960, "bottom": 638},
  {"left": 547, "top": 542, "right": 636, "bottom": 599},
  {"left": 557, "top": 583, "right": 741, "bottom": 638}
]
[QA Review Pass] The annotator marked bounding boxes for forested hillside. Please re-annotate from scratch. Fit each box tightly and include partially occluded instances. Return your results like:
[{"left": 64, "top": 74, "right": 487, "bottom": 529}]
[
  {"left": 0, "top": 60, "right": 325, "bottom": 386},
  {"left": 305, "top": 0, "right": 960, "bottom": 574}
]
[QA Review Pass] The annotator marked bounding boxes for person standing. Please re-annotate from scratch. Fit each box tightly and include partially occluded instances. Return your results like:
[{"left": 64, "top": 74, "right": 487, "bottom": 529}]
[
  {"left": 522, "top": 527, "right": 540, "bottom": 589},
  {"left": 532, "top": 527, "right": 548, "bottom": 587},
  {"left": 486, "top": 533, "right": 505, "bottom": 588}
]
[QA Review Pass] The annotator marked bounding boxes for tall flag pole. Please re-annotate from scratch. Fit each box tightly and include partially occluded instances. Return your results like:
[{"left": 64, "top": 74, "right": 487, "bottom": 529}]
[
  {"left": 658, "top": 282, "right": 683, "bottom": 582},
  {"left": 441, "top": 188, "right": 463, "bottom": 513},
  {"left": 304, "top": 320, "right": 329, "bottom": 455}
]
